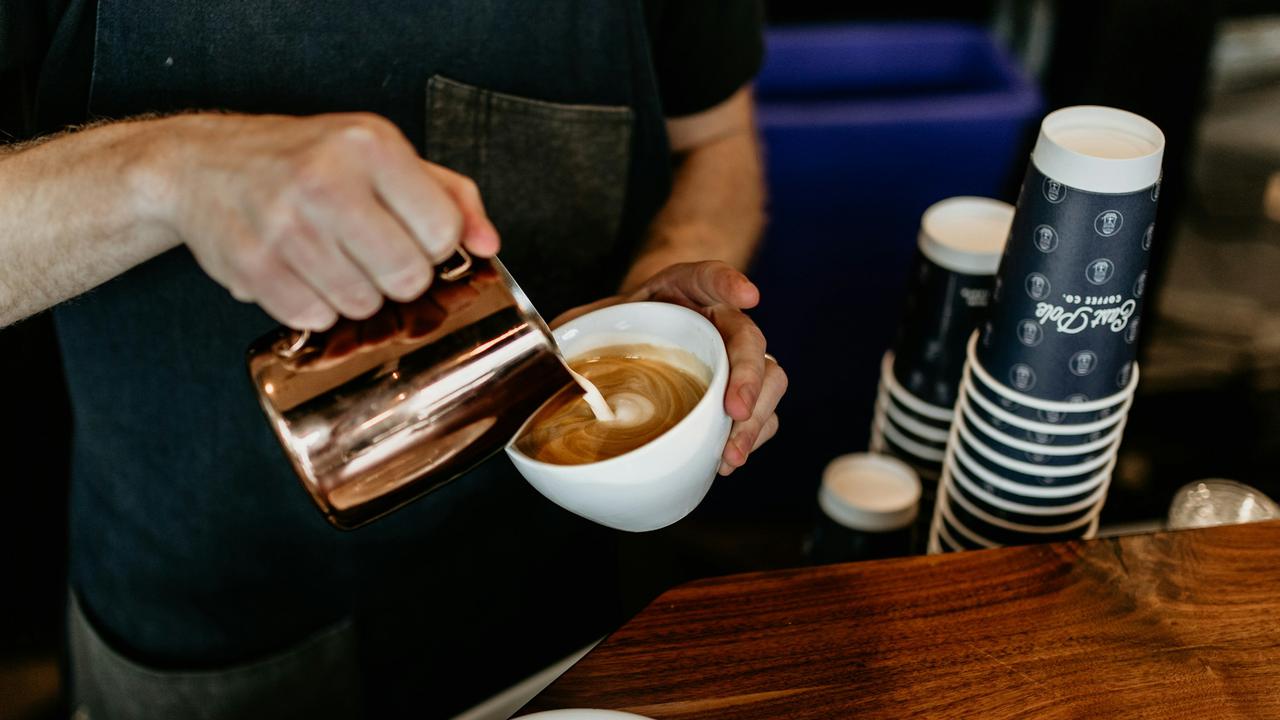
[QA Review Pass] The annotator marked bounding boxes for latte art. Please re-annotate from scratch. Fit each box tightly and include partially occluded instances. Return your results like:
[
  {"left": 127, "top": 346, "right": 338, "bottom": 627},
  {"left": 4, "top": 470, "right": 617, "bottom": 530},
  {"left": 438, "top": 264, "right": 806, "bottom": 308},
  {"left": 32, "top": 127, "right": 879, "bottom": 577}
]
[{"left": 514, "top": 344, "right": 710, "bottom": 465}]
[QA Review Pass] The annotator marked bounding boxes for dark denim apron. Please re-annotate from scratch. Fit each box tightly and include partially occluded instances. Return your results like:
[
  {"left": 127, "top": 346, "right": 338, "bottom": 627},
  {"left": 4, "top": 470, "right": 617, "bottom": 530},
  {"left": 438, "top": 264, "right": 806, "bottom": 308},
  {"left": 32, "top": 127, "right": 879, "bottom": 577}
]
[{"left": 60, "top": 2, "right": 671, "bottom": 717}]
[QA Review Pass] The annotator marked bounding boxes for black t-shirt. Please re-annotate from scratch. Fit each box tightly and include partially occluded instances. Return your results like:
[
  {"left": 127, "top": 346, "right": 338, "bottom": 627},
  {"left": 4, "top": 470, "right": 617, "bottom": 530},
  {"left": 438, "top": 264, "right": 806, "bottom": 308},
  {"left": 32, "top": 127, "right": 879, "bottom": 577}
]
[{"left": 2, "top": 0, "right": 763, "bottom": 136}]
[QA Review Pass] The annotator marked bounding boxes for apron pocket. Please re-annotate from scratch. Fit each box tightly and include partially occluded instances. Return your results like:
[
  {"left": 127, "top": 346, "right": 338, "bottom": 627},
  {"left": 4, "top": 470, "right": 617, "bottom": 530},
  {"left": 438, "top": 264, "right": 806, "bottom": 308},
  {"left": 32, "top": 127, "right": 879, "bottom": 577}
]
[
  {"left": 68, "top": 591, "right": 362, "bottom": 720},
  {"left": 425, "top": 75, "right": 634, "bottom": 316}
]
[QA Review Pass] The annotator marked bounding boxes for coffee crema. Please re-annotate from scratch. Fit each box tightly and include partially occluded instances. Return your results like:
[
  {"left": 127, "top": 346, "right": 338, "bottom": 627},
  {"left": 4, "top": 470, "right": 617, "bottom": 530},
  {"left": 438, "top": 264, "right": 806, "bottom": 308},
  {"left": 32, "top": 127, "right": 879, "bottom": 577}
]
[{"left": 514, "top": 344, "right": 710, "bottom": 465}]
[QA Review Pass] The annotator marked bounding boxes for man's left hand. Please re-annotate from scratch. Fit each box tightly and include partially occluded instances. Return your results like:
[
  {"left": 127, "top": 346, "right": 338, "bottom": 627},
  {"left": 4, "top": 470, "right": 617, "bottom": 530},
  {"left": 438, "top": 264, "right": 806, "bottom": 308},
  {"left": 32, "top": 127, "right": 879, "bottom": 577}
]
[{"left": 553, "top": 261, "right": 786, "bottom": 476}]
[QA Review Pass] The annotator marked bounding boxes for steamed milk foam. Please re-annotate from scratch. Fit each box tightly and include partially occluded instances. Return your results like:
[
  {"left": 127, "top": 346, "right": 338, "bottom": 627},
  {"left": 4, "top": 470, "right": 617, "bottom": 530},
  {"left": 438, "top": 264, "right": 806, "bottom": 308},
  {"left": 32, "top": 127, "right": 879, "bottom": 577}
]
[{"left": 515, "top": 344, "right": 710, "bottom": 465}]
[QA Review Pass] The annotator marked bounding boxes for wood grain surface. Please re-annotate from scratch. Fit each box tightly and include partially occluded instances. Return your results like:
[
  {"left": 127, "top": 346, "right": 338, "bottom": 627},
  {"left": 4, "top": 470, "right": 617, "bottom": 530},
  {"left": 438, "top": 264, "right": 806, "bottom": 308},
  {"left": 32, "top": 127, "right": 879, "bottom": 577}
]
[{"left": 524, "top": 521, "right": 1280, "bottom": 719}]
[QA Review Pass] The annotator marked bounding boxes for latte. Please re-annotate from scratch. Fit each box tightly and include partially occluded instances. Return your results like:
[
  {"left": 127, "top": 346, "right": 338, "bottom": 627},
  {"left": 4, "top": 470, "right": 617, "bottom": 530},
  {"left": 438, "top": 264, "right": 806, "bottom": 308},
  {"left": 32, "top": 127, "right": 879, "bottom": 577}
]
[{"left": 514, "top": 344, "right": 710, "bottom": 465}]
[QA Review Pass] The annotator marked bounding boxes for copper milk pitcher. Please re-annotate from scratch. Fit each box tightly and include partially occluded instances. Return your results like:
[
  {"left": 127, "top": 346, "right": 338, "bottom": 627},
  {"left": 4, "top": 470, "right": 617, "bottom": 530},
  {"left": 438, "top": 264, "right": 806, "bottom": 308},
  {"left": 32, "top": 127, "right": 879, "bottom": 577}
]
[{"left": 246, "top": 251, "right": 573, "bottom": 529}]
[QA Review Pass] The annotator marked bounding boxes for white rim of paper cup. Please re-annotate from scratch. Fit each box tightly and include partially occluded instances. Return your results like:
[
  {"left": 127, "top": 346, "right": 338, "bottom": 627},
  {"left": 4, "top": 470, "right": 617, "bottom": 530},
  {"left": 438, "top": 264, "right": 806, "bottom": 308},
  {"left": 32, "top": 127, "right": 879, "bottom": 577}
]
[
  {"left": 949, "top": 434, "right": 1115, "bottom": 499},
  {"left": 943, "top": 467, "right": 1103, "bottom": 534},
  {"left": 819, "top": 453, "right": 921, "bottom": 532},
  {"left": 1084, "top": 515, "right": 1101, "bottom": 539},
  {"left": 958, "top": 392, "right": 1125, "bottom": 456},
  {"left": 949, "top": 458, "right": 1111, "bottom": 516},
  {"left": 944, "top": 419, "right": 1115, "bottom": 498},
  {"left": 877, "top": 391, "right": 951, "bottom": 443},
  {"left": 882, "top": 352, "right": 955, "bottom": 422},
  {"left": 966, "top": 334, "right": 1139, "bottom": 413},
  {"left": 956, "top": 416, "right": 1117, "bottom": 478},
  {"left": 1032, "top": 105, "right": 1165, "bottom": 194},
  {"left": 963, "top": 373, "right": 1130, "bottom": 436},
  {"left": 918, "top": 196, "right": 1014, "bottom": 275},
  {"left": 933, "top": 519, "right": 966, "bottom": 553},
  {"left": 877, "top": 417, "right": 946, "bottom": 463},
  {"left": 937, "top": 493, "right": 999, "bottom": 549}
]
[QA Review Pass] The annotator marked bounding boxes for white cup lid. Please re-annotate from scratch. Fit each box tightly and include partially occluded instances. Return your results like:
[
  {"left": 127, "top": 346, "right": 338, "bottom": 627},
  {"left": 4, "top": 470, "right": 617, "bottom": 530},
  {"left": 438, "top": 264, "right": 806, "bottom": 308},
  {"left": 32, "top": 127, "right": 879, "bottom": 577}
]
[
  {"left": 918, "top": 196, "right": 1014, "bottom": 275},
  {"left": 1032, "top": 106, "right": 1165, "bottom": 194},
  {"left": 819, "top": 453, "right": 921, "bottom": 532}
]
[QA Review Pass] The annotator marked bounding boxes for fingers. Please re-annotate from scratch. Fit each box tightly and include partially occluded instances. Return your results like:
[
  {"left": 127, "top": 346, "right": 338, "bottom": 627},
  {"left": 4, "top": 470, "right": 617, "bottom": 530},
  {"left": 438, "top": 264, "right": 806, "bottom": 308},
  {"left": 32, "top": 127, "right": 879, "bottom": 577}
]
[
  {"left": 636, "top": 261, "right": 759, "bottom": 310},
  {"left": 423, "top": 163, "right": 501, "bottom": 257},
  {"left": 719, "top": 359, "right": 787, "bottom": 476},
  {"left": 243, "top": 254, "right": 337, "bottom": 331},
  {"left": 275, "top": 213, "right": 384, "bottom": 319},
  {"left": 711, "top": 305, "right": 767, "bottom": 422}
]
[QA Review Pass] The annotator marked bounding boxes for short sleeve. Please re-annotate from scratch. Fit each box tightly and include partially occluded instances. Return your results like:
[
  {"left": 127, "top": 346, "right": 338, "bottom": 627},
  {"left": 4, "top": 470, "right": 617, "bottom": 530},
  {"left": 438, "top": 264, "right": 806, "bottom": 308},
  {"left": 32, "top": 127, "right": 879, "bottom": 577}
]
[{"left": 644, "top": 1, "right": 765, "bottom": 118}]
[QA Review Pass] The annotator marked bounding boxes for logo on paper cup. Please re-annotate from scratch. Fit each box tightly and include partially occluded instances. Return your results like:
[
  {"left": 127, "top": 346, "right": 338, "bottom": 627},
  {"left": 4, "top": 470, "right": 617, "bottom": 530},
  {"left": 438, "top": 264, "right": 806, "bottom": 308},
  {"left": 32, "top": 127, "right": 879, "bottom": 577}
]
[
  {"left": 1124, "top": 318, "right": 1141, "bottom": 344},
  {"left": 1025, "top": 273, "right": 1051, "bottom": 300},
  {"left": 1009, "top": 363, "right": 1036, "bottom": 391},
  {"left": 982, "top": 321, "right": 995, "bottom": 348},
  {"left": 1117, "top": 362, "right": 1134, "bottom": 388},
  {"left": 1086, "top": 259, "right": 1115, "bottom": 286},
  {"left": 1038, "top": 408, "right": 1066, "bottom": 424},
  {"left": 1027, "top": 430, "right": 1055, "bottom": 444},
  {"left": 1026, "top": 452, "right": 1048, "bottom": 463},
  {"left": 1133, "top": 270, "right": 1147, "bottom": 298},
  {"left": 1043, "top": 177, "right": 1066, "bottom": 204},
  {"left": 1151, "top": 178, "right": 1161, "bottom": 202},
  {"left": 1095, "top": 210, "right": 1123, "bottom": 237},
  {"left": 1069, "top": 351, "right": 1098, "bottom": 376},
  {"left": 1033, "top": 225, "right": 1059, "bottom": 253},
  {"left": 1017, "top": 320, "right": 1043, "bottom": 347},
  {"left": 1066, "top": 394, "right": 1089, "bottom": 404},
  {"left": 1142, "top": 223, "right": 1155, "bottom": 251}
]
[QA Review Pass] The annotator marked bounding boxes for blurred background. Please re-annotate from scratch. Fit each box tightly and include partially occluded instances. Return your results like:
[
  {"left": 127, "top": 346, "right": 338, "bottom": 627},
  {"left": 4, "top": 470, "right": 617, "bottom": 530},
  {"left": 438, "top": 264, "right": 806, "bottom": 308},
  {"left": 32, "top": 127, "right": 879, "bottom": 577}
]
[{"left": 3, "top": 1, "right": 1280, "bottom": 718}]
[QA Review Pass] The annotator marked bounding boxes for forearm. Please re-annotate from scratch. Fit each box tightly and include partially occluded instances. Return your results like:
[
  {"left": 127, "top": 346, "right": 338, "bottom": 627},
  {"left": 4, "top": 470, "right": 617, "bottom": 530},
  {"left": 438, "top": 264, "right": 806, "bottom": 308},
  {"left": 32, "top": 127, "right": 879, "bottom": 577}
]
[
  {"left": 621, "top": 93, "right": 765, "bottom": 293},
  {"left": 0, "top": 119, "right": 179, "bottom": 327}
]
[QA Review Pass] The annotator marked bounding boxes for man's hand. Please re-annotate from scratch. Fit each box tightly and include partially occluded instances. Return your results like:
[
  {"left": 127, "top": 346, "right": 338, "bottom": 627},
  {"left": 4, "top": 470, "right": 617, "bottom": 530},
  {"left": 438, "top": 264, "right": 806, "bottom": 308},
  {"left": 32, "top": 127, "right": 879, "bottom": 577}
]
[
  {"left": 554, "top": 261, "right": 786, "bottom": 476},
  {"left": 147, "top": 112, "right": 500, "bottom": 330}
]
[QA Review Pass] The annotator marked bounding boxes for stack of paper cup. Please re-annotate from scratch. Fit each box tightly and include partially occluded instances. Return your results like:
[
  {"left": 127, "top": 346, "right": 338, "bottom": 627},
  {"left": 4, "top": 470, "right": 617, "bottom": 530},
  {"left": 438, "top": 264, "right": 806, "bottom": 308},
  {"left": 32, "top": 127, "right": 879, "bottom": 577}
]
[
  {"left": 871, "top": 197, "right": 1012, "bottom": 505},
  {"left": 930, "top": 106, "right": 1164, "bottom": 553}
]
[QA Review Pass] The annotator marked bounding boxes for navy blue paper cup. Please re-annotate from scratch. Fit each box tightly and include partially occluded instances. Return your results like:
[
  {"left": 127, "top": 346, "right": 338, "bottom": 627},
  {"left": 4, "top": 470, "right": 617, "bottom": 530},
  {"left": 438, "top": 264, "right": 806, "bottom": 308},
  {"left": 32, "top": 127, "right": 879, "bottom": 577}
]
[
  {"left": 947, "top": 430, "right": 1116, "bottom": 499},
  {"left": 957, "top": 394, "right": 1123, "bottom": 467},
  {"left": 955, "top": 404, "right": 1119, "bottom": 471},
  {"left": 952, "top": 428, "right": 1113, "bottom": 490},
  {"left": 878, "top": 393, "right": 951, "bottom": 447},
  {"left": 891, "top": 198, "right": 1011, "bottom": 409},
  {"left": 968, "top": 334, "right": 1135, "bottom": 426},
  {"left": 878, "top": 416, "right": 946, "bottom": 465},
  {"left": 947, "top": 453, "right": 1109, "bottom": 513},
  {"left": 880, "top": 353, "right": 955, "bottom": 431},
  {"left": 937, "top": 513, "right": 989, "bottom": 551},
  {"left": 961, "top": 370, "right": 1127, "bottom": 446},
  {"left": 946, "top": 460, "right": 1107, "bottom": 527},
  {"left": 939, "top": 487, "right": 1099, "bottom": 547},
  {"left": 976, "top": 106, "right": 1163, "bottom": 403}
]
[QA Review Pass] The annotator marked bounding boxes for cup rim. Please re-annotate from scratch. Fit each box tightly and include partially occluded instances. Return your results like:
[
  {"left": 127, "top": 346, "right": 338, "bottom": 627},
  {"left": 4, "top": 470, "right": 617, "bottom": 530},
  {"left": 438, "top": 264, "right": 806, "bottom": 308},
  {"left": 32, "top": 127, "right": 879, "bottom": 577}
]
[
  {"left": 938, "top": 494, "right": 999, "bottom": 549},
  {"left": 1033, "top": 105, "right": 1165, "bottom": 194},
  {"left": 876, "top": 416, "right": 946, "bottom": 463},
  {"left": 958, "top": 392, "right": 1126, "bottom": 456},
  {"left": 956, "top": 414, "right": 1118, "bottom": 478},
  {"left": 948, "top": 429, "right": 1115, "bottom": 498},
  {"left": 876, "top": 391, "right": 950, "bottom": 444},
  {"left": 949, "top": 458, "right": 1111, "bottom": 516},
  {"left": 918, "top": 196, "right": 1013, "bottom": 275},
  {"left": 505, "top": 302, "right": 728, "bottom": 474},
  {"left": 934, "top": 517, "right": 973, "bottom": 552},
  {"left": 943, "top": 472, "right": 1103, "bottom": 534},
  {"left": 881, "top": 352, "right": 955, "bottom": 422},
  {"left": 964, "top": 372, "right": 1130, "bottom": 436},
  {"left": 966, "top": 333, "right": 1139, "bottom": 412}
]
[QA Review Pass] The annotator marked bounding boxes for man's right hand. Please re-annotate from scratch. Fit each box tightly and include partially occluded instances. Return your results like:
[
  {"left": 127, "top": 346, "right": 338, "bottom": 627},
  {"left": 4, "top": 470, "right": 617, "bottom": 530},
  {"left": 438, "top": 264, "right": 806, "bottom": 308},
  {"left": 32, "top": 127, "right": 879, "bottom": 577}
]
[{"left": 142, "top": 112, "right": 500, "bottom": 330}]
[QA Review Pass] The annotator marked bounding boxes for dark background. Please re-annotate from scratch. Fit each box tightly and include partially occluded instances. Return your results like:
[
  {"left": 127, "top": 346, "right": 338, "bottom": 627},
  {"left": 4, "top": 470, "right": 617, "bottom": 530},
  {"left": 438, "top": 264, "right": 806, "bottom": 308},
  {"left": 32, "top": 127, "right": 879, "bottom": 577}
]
[{"left": 4, "top": 1, "right": 1280, "bottom": 717}]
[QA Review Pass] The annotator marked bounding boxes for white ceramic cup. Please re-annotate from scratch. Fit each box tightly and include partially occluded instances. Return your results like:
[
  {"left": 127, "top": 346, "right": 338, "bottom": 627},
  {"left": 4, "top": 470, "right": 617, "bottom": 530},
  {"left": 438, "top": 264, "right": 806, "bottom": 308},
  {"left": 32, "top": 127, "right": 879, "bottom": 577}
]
[{"left": 505, "top": 302, "right": 731, "bottom": 532}]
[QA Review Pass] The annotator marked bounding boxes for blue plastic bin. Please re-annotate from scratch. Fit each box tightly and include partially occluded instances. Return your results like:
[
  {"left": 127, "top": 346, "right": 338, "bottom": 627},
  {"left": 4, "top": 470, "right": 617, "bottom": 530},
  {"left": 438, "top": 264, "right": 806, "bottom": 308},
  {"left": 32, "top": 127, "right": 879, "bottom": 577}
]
[{"left": 720, "top": 23, "right": 1041, "bottom": 518}]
